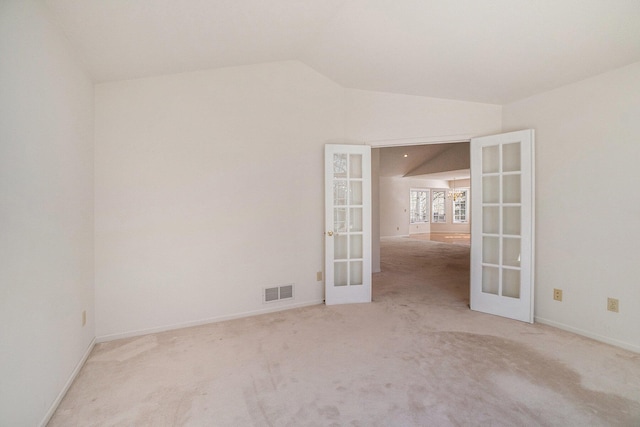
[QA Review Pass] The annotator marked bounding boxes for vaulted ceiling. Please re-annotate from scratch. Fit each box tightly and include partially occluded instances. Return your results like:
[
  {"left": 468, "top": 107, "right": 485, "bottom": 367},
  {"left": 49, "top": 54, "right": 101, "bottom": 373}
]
[
  {"left": 44, "top": 0, "right": 640, "bottom": 104},
  {"left": 378, "top": 143, "right": 470, "bottom": 181}
]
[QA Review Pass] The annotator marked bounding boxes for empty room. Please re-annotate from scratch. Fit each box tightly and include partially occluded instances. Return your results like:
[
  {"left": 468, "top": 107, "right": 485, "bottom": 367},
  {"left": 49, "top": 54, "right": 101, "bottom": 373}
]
[{"left": 2, "top": 1, "right": 640, "bottom": 426}]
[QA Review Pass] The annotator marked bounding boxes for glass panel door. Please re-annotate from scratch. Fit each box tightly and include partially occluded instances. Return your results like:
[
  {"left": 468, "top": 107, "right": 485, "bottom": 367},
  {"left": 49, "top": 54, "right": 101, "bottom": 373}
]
[
  {"left": 325, "top": 145, "right": 371, "bottom": 305},
  {"left": 470, "top": 130, "right": 534, "bottom": 323}
]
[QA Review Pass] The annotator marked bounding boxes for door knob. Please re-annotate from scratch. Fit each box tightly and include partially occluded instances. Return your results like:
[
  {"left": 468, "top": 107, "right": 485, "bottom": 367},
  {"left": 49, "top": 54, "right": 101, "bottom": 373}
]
[{"left": 327, "top": 231, "right": 334, "bottom": 236}]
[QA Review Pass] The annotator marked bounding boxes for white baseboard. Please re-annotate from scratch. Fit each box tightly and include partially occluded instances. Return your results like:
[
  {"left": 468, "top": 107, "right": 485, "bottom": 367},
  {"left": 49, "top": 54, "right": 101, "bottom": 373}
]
[
  {"left": 96, "top": 299, "right": 324, "bottom": 343},
  {"left": 535, "top": 316, "right": 640, "bottom": 354},
  {"left": 39, "top": 338, "right": 96, "bottom": 427}
]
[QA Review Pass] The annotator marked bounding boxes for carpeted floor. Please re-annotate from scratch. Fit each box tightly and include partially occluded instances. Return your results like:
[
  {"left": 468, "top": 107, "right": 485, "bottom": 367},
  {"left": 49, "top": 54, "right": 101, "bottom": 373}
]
[
  {"left": 408, "top": 232, "right": 470, "bottom": 246},
  {"left": 49, "top": 237, "right": 640, "bottom": 426}
]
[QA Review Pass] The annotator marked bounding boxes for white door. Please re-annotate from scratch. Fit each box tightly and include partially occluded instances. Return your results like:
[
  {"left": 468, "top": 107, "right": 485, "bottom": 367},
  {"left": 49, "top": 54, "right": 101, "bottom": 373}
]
[
  {"left": 325, "top": 144, "right": 372, "bottom": 305},
  {"left": 470, "top": 130, "right": 535, "bottom": 322}
]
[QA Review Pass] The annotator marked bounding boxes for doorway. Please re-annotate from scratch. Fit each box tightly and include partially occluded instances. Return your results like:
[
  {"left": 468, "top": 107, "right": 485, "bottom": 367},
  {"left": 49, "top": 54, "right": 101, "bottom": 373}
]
[
  {"left": 369, "top": 129, "right": 535, "bottom": 323},
  {"left": 372, "top": 140, "right": 472, "bottom": 306}
]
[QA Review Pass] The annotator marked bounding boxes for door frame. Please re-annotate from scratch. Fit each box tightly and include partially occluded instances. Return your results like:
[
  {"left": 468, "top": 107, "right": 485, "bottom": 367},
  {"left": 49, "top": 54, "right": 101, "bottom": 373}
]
[
  {"left": 366, "top": 134, "right": 476, "bottom": 275},
  {"left": 365, "top": 132, "right": 535, "bottom": 323}
]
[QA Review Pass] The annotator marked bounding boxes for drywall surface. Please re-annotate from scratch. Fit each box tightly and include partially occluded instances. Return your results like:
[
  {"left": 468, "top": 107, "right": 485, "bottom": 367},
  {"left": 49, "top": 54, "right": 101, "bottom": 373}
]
[
  {"left": 503, "top": 61, "right": 640, "bottom": 351},
  {"left": 0, "top": 1, "right": 95, "bottom": 425},
  {"left": 380, "top": 178, "right": 448, "bottom": 237},
  {"left": 345, "top": 89, "right": 502, "bottom": 144},
  {"left": 94, "top": 63, "right": 501, "bottom": 339},
  {"left": 94, "top": 61, "right": 344, "bottom": 339}
]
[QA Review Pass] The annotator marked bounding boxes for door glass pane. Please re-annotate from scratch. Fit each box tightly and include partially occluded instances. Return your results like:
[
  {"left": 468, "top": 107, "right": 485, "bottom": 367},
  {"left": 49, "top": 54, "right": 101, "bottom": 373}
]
[
  {"left": 350, "top": 208, "right": 362, "bottom": 231},
  {"left": 334, "top": 262, "right": 348, "bottom": 286},
  {"left": 503, "top": 143, "right": 521, "bottom": 172},
  {"left": 334, "top": 181, "right": 348, "bottom": 206},
  {"left": 482, "top": 266, "right": 499, "bottom": 295},
  {"left": 503, "top": 207, "right": 521, "bottom": 235},
  {"left": 503, "top": 237, "right": 521, "bottom": 267},
  {"left": 334, "top": 208, "right": 347, "bottom": 233},
  {"left": 350, "top": 234, "right": 363, "bottom": 258},
  {"left": 503, "top": 174, "right": 521, "bottom": 203},
  {"left": 333, "top": 154, "right": 347, "bottom": 178},
  {"left": 334, "top": 235, "right": 348, "bottom": 260},
  {"left": 502, "top": 269, "right": 521, "bottom": 298},
  {"left": 483, "top": 237, "right": 499, "bottom": 265},
  {"left": 350, "top": 261, "right": 363, "bottom": 285},
  {"left": 483, "top": 176, "right": 499, "bottom": 203},
  {"left": 483, "top": 206, "right": 499, "bottom": 234},
  {"left": 483, "top": 145, "right": 500, "bottom": 173},
  {"left": 350, "top": 181, "right": 362, "bottom": 205},
  {"left": 350, "top": 154, "right": 362, "bottom": 178}
]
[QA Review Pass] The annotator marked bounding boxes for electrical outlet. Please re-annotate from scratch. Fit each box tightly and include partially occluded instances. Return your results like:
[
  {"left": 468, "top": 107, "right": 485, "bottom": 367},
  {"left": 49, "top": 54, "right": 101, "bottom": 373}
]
[
  {"left": 82, "top": 310, "right": 87, "bottom": 327},
  {"left": 553, "top": 288, "right": 562, "bottom": 301},
  {"left": 607, "top": 298, "right": 619, "bottom": 313},
  {"left": 316, "top": 271, "right": 323, "bottom": 281}
]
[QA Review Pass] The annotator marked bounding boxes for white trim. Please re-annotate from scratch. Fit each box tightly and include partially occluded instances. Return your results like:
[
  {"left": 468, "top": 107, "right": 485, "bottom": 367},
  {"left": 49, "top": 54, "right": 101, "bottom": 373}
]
[
  {"left": 366, "top": 134, "right": 473, "bottom": 147},
  {"left": 96, "top": 300, "right": 324, "bottom": 343},
  {"left": 529, "top": 134, "right": 536, "bottom": 323},
  {"left": 39, "top": 338, "right": 96, "bottom": 427},
  {"left": 535, "top": 317, "right": 640, "bottom": 354}
]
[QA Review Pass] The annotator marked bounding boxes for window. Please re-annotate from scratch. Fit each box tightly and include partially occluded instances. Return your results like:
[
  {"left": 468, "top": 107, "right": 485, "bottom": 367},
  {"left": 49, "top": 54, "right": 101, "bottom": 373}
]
[
  {"left": 453, "top": 189, "right": 469, "bottom": 223},
  {"left": 432, "top": 190, "right": 446, "bottom": 223},
  {"left": 410, "top": 189, "right": 429, "bottom": 223}
]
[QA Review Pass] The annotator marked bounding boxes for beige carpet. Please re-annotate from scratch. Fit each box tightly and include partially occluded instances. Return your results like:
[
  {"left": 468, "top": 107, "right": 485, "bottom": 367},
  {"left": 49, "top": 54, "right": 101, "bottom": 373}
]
[
  {"left": 409, "top": 233, "right": 471, "bottom": 246},
  {"left": 49, "top": 237, "right": 640, "bottom": 426}
]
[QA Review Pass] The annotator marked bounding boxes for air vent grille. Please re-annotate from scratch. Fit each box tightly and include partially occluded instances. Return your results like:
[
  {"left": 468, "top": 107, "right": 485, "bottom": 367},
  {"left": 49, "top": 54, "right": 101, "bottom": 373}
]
[
  {"left": 264, "top": 287, "right": 279, "bottom": 302},
  {"left": 263, "top": 284, "right": 294, "bottom": 303},
  {"left": 279, "top": 284, "right": 293, "bottom": 299}
]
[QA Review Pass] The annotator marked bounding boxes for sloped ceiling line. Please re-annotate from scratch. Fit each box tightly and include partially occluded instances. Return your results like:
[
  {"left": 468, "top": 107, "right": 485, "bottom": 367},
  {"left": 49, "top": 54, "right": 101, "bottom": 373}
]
[
  {"left": 44, "top": 0, "right": 640, "bottom": 104},
  {"left": 404, "top": 143, "right": 470, "bottom": 178}
]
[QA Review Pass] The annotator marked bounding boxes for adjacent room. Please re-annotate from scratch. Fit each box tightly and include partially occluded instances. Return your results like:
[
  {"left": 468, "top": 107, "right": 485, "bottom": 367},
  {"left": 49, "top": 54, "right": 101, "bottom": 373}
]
[
  {"left": 377, "top": 143, "right": 472, "bottom": 241},
  {"left": 2, "top": 1, "right": 640, "bottom": 425}
]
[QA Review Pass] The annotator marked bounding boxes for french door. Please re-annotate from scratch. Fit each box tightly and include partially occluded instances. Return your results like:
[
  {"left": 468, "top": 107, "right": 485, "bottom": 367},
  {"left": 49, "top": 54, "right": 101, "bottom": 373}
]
[
  {"left": 324, "top": 144, "right": 372, "bottom": 305},
  {"left": 470, "top": 130, "right": 535, "bottom": 322}
]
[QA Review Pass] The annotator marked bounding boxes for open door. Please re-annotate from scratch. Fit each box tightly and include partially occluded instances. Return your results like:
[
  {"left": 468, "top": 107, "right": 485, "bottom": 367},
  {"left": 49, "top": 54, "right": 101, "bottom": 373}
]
[
  {"left": 470, "top": 130, "right": 535, "bottom": 322},
  {"left": 324, "top": 144, "right": 372, "bottom": 305}
]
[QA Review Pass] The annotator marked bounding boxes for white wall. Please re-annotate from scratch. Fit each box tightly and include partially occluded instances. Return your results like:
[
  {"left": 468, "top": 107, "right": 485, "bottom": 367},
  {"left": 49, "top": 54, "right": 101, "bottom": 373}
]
[
  {"left": 0, "top": 1, "right": 95, "bottom": 425},
  {"left": 95, "top": 63, "right": 503, "bottom": 340},
  {"left": 345, "top": 89, "right": 502, "bottom": 143},
  {"left": 94, "top": 61, "right": 344, "bottom": 339},
  {"left": 503, "top": 61, "right": 640, "bottom": 352}
]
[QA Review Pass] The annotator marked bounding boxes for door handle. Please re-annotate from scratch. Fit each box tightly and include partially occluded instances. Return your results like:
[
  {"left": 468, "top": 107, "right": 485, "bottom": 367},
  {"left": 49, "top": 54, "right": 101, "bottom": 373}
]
[{"left": 327, "top": 231, "right": 334, "bottom": 237}]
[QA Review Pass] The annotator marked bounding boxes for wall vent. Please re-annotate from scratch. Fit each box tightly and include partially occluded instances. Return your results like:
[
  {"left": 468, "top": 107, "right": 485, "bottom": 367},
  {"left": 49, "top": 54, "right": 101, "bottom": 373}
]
[{"left": 263, "top": 284, "right": 294, "bottom": 303}]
